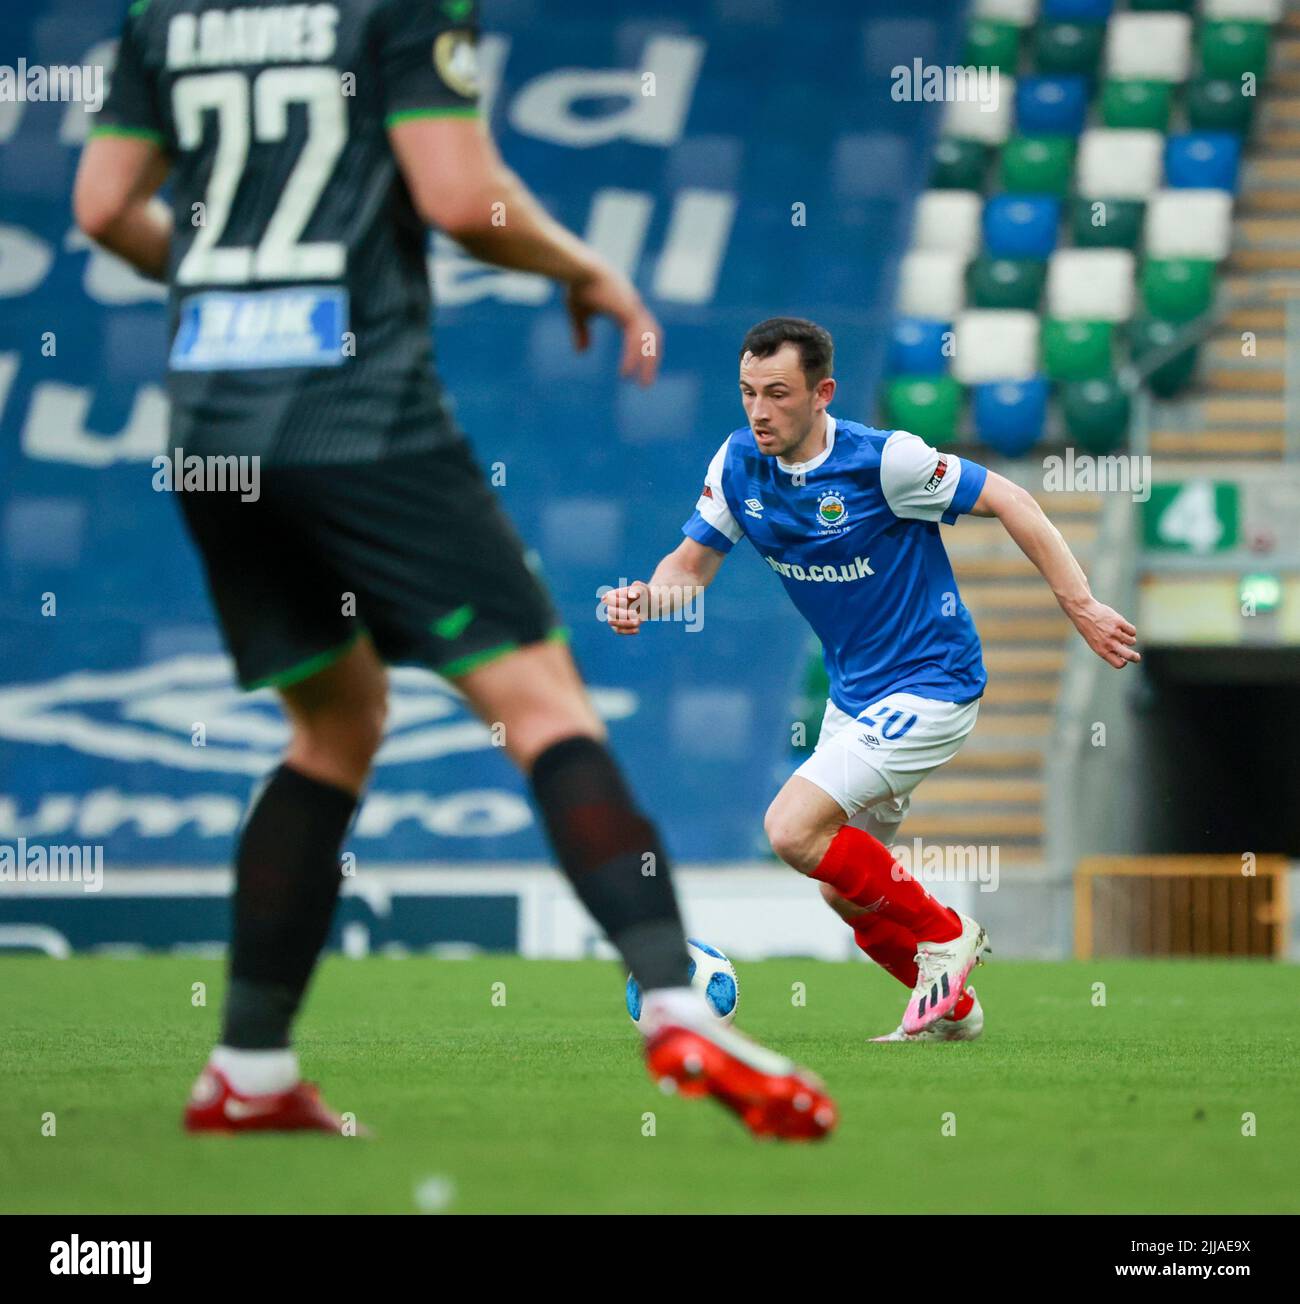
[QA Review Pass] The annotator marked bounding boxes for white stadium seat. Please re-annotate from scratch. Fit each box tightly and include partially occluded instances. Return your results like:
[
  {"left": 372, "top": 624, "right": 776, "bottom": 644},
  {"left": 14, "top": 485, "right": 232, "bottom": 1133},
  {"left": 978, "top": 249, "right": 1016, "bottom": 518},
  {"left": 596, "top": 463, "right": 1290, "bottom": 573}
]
[
  {"left": 952, "top": 310, "right": 1039, "bottom": 384},
  {"left": 972, "top": 0, "right": 1038, "bottom": 26},
  {"left": 942, "top": 83, "right": 1014, "bottom": 147},
  {"left": 911, "top": 190, "right": 983, "bottom": 257},
  {"left": 1047, "top": 249, "right": 1136, "bottom": 322},
  {"left": 896, "top": 250, "right": 967, "bottom": 321},
  {"left": 1105, "top": 13, "right": 1193, "bottom": 83},
  {"left": 1144, "top": 189, "right": 1235, "bottom": 262},
  {"left": 1202, "top": 0, "right": 1283, "bottom": 21},
  {"left": 1076, "top": 129, "right": 1165, "bottom": 199}
]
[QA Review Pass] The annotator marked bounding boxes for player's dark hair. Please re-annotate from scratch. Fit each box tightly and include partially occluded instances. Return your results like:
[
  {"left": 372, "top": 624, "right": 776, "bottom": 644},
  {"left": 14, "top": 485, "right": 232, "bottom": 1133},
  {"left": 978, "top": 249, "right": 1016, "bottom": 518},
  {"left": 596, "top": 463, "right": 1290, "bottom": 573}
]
[{"left": 739, "top": 317, "right": 834, "bottom": 388}]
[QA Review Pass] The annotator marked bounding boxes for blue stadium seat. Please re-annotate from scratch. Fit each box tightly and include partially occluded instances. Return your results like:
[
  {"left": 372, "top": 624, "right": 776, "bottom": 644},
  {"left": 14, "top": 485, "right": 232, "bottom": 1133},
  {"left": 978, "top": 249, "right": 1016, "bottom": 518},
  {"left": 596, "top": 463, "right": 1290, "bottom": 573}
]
[
  {"left": 983, "top": 194, "right": 1061, "bottom": 259},
  {"left": 1015, "top": 76, "right": 1089, "bottom": 137},
  {"left": 1164, "top": 131, "right": 1242, "bottom": 192},
  {"left": 887, "top": 317, "right": 952, "bottom": 375},
  {"left": 972, "top": 377, "right": 1049, "bottom": 455},
  {"left": 1043, "top": 0, "right": 1113, "bottom": 21}
]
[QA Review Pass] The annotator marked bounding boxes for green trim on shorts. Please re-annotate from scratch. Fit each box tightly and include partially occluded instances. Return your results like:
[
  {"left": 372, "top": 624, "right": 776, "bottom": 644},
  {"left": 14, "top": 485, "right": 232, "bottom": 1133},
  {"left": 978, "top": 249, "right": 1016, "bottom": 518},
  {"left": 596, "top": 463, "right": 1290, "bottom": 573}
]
[
  {"left": 384, "top": 107, "right": 480, "bottom": 129},
  {"left": 242, "top": 630, "right": 365, "bottom": 693},
  {"left": 436, "top": 625, "right": 570, "bottom": 679},
  {"left": 89, "top": 124, "right": 166, "bottom": 144}
]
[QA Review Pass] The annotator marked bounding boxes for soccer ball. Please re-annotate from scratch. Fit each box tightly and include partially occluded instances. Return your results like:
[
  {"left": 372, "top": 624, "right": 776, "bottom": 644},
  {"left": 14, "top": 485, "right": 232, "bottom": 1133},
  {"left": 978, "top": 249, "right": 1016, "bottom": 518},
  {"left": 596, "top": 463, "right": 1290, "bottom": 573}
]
[{"left": 625, "top": 937, "right": 739, "bottom": 1025}]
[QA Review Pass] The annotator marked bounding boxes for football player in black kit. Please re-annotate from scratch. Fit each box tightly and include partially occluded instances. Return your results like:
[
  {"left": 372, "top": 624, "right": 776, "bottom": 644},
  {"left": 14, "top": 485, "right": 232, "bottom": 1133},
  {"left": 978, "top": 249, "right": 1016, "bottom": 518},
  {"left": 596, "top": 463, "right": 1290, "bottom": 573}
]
[{"left": 73, "top": 0, "right": 835, "bottom": 1140}]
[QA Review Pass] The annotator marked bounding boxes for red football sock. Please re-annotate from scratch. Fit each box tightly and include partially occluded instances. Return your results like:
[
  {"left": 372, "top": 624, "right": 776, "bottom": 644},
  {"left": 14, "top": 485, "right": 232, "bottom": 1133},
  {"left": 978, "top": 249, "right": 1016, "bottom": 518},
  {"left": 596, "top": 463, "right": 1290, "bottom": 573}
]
[
  {"left": 946, "top": 989, "right": 975, "bottom": 1022},
  {"left": 852, "top": 912, "right": 919, "bottom": 989},
  {"left": 811, "top": 825, "right": 960, "bottom": 942}
]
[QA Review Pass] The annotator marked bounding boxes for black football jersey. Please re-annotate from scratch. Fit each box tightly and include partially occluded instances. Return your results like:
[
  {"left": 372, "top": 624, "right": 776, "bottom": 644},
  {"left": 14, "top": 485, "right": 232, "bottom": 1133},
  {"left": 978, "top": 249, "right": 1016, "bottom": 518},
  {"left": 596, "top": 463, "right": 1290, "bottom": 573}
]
[{"left": 95, "top": 0, "right": 483, "bottom": 463}]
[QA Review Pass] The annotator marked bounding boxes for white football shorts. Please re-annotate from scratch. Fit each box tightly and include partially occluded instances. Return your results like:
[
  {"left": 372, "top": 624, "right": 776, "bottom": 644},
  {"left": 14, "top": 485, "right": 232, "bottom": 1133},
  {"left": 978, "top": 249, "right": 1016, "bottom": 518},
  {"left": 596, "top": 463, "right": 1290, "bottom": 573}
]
[{"left": 793, "top": 691, "right": 980, "bottom": 832}]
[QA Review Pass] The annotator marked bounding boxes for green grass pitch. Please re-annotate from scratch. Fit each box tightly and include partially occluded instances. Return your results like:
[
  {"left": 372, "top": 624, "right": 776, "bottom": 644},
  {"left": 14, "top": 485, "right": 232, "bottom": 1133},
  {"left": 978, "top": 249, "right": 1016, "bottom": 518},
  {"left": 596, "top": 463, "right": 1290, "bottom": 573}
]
[{"left": 2, "top": 955, "right": 1298, "bottom": 1214}]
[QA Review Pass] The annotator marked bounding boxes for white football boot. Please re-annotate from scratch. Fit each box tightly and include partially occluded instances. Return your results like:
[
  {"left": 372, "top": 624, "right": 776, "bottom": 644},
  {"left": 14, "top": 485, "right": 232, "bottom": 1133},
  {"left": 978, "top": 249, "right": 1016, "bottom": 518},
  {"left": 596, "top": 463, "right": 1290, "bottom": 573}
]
[
  {"left": 871, "top": 986, "right": 983, "bottom": 1043},
  {"left": 902, "top": 910, "right": 989, "bottom": 1034}
]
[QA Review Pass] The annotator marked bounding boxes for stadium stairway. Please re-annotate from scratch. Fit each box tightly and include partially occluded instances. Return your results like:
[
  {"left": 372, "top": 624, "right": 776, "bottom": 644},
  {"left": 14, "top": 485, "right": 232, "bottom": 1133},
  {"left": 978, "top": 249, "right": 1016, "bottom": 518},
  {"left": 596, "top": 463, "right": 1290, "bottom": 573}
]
[{"left": 1152, "top": 9, "right": 1300, "bottom": 463}]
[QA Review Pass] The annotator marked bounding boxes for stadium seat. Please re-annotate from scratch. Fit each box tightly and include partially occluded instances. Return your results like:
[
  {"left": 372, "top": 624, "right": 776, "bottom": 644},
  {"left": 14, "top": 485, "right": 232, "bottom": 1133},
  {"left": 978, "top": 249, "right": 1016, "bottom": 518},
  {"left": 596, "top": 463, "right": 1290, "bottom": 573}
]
[
  {"left": 973, "top": 0, "right": 1040, "bottom": 25},
  {"left": 984, "top": 194, "right": 1061, "bottom": 258},
  {"left": 1141, "top": 257, "right": 1216, "bottom": 321},
  {"left": 1100, "top": 79, "right": 1172, "bottom": 132},
  {"left": 1061, "top": 377, "right": 1130, "bottom": 451},
  {"left": 1129, "top": 0, "right": 1192, "bottom": 11},
  {"left": 1165, "top": 131, "right": 1242, "bottom": 192},
  {"left": 897, "top": 250, "right": 968, "bottom": 320},
  {"left": 882, "top": 376, "right": 964, "bottom": 444},
  {"left": 1034, "top": 22, "right": 1105, "bottom": 77},
  {"left": 1016, "top": 76, "right": 1089, "bottom": 136},
  {"left": 1105, "top": 12, "right": 1193, "bottom": 82},
  {"left": 943, "top": 85, "right": 1014, "bottom": 146},
  {"left": 1070, "top": 196, "right": 1145, "bottom": 249},
  {"left": 967, "top": 255, "right": 1047, "bottom": 310},
  {"left": 1187, "top": 78, "right": 1256, "bottom": 134},
  {"left": 912, "top": 190, "right": 983, "bottom": 256},
  {"left": 1202, "top": 0, "right": 1282, "bottom": 19},
  {"left": 972, "top": 378, "right": 1049, "bottom": 455},
  {"left": 1001, "top": 134, "right": 1076, "bottom": 196},
  {"left": 931, "top": 137, "right": 991, "bottom": 190},
  {"left": 1076, "top": 128, "right": 1164, "bottom": 198},
  {"left": 1047, "top": 248, "right": 1136, "bottom": 321},
  {"left": 1042, "top": 318, "right": 1113, "bottom": 380},
  {"left": 964, "top": 18, "right": 1022, "bottom": 73},
  {"left": 887, "top": 317, "right": 952, "bottom": 375},
  {"left": 1130, "top": 316, "right": 1200, "bottom": 397},
  {"left": 1199, "top": 21, "right": 1272, "bottom": 81},
  {"left": 1043, "top": 0, "right": 1111, "bottom": 20},
  {"left": 952, "top": 309, "right": 1040, "bottom": 383},
  {"left": 1145, "top": 189, "right": 1234, "bottom": 262}
]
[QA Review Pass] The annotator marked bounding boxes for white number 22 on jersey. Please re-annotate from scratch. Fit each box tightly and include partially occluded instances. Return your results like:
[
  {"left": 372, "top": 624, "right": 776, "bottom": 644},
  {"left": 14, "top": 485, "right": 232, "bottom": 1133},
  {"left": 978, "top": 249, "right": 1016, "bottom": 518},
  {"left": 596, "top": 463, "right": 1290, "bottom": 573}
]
[{"left": 172, "top": 68, "right": 346, "bottom": 286}]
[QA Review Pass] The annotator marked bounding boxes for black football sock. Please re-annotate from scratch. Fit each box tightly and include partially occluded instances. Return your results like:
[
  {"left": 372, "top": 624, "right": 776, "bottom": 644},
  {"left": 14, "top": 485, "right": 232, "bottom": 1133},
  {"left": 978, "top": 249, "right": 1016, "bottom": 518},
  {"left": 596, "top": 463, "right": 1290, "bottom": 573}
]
[
  {"left": 529, "top": 735, "right": 690, "bottom": 992},
  {"left": 220, "top": 764, "right": 358, "bottom": 1050}
]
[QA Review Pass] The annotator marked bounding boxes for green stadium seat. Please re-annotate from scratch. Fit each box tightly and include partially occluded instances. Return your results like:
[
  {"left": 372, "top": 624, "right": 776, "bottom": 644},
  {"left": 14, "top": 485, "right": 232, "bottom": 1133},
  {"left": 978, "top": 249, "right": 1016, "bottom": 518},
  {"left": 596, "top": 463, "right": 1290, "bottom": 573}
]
[
  {"left": 931, "top": 138, "right": 991, "bottom": 190},
  {"left": 1129, "top": 317, "right": 1200, "bottom": 397},
  {"left": 1001, "top": 135, "right": 1076, "bottom": 197},
  {"left": 1101, "top": 80, "right": 1172, "bottom": 131},
  {"left": 967, "top": 256, "right": 1047, "bottom": 311},
  {"left": 1070, "top": 197, "right": 1145, "bottom": 249},
  {"left": 1042, "top": 319, "right": 1114, "bottom": 380},
  {"left": 1129, "top": 0, "right": 1193, "bottom": 9},
  {"left": 1199, "top": 21, "right": 1271, "bottom": 82},
  {"left": 964, "top": 19, "right": 1021, "bottom": 73},
  {"left": 1187, "top": 77, "right": 1256, "bottom": 134},
  {"left": 1061, "top": 378, "right": 1131, "bottom": 451},
  {"left": 883, "top": 376, "right": 964, "bottom": 444},
  {"left": 1034, "top": 22, "right": 1105, "bottom": 78},
  {"left": 1141, "top": 258, "right": 1216, "bottom": 321}
]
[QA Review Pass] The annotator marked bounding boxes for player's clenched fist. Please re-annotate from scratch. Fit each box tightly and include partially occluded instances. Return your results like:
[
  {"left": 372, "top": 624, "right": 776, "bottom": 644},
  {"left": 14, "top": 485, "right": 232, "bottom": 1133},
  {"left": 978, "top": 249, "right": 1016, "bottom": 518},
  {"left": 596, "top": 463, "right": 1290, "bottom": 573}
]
[{"left": 602, "top": 581, "right": 651, "bottom": 635}]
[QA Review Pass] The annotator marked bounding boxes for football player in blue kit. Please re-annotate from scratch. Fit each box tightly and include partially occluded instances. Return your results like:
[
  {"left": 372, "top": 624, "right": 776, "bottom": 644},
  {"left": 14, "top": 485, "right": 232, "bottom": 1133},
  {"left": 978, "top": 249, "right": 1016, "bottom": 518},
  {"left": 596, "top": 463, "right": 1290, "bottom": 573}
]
[{"left": 604, "top": 317, "right": 1140, "bottom": 1042}]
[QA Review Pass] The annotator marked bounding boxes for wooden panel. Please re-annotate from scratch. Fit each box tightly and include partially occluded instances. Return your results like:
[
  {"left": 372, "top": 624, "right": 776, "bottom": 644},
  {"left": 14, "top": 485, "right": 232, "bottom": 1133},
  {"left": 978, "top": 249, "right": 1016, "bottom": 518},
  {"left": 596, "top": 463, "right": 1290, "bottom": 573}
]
[{"left": 1074, "top": 857, "right": 1289, "bottom": 958}]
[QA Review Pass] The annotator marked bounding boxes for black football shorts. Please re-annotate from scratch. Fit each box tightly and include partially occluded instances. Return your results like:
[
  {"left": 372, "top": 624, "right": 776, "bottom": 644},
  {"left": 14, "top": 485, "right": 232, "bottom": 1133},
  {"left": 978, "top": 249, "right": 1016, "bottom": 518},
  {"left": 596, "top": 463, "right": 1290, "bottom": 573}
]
[{"left": 177, "top": 440, "right": 566, "bottom": 691}]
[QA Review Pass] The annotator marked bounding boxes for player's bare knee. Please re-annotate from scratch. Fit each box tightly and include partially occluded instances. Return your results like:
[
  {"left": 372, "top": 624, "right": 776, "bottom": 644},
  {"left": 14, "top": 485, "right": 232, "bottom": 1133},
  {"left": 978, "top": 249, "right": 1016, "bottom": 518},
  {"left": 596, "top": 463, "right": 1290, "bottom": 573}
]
[
  {"left": 763, "top": 808, "right": 814, "bottom": 873},
  {"left": 512, "top": 711, "right": 607, "bottom": 771}
]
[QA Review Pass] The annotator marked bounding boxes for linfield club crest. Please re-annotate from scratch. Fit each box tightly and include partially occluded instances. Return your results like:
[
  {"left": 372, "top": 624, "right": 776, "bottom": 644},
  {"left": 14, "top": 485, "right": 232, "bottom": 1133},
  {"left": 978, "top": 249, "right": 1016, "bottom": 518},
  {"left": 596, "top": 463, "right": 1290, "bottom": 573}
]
[{"left": 816, "top": 491, "right": 848, "bottom": 531}]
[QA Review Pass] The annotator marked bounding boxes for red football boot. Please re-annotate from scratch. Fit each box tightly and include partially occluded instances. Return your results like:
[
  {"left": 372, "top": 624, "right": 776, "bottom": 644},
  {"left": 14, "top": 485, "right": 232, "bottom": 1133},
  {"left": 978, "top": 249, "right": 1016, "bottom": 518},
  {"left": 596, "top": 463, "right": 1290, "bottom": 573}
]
[
  {"left": 183, "top": 1065, "right": 365, "bottom": 1136},
  {"left": 645, "top": 1022, "right": 837, "bottom": 1141}
]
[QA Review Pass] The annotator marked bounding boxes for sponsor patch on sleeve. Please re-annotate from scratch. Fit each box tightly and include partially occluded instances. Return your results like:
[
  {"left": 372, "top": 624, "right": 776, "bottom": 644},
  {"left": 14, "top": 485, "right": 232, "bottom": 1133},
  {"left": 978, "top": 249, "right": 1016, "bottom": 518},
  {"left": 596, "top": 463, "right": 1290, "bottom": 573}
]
[{"left": 923, "top": 455, "right": 949, "bottom": 494}]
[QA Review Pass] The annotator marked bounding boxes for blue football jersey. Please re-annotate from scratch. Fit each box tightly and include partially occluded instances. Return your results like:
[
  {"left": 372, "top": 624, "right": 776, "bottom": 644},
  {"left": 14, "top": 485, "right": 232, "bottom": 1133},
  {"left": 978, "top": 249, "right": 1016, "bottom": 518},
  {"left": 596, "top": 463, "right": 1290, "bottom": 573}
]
[{"left": 681, "top": 415, "right": 989, "bottom": 716}]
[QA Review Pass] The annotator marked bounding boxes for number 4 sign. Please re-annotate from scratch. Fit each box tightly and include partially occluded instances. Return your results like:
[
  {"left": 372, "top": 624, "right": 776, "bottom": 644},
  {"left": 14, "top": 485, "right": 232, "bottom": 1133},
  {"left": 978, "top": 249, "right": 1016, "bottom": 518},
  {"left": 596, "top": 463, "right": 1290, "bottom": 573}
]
[{"left": 1143, "top": 480, "right": 1240, "bottom": 554}]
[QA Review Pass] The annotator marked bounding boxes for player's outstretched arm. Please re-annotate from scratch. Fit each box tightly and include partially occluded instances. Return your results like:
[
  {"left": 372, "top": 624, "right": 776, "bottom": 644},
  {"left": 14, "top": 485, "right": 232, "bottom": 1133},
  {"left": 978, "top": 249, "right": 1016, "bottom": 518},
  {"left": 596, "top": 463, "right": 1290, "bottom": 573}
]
[
  {"left": 603, "top": 538, "right": 726, "bottom": 636},
  {"left": 970, "top": 470, "right": 1140, "bottom": 670},
  {"left": 73, "top": 135, "right": 172, "bottom": 281},
  {"left": 389, "top": 116, "right": 660, "bottom": 384}
]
